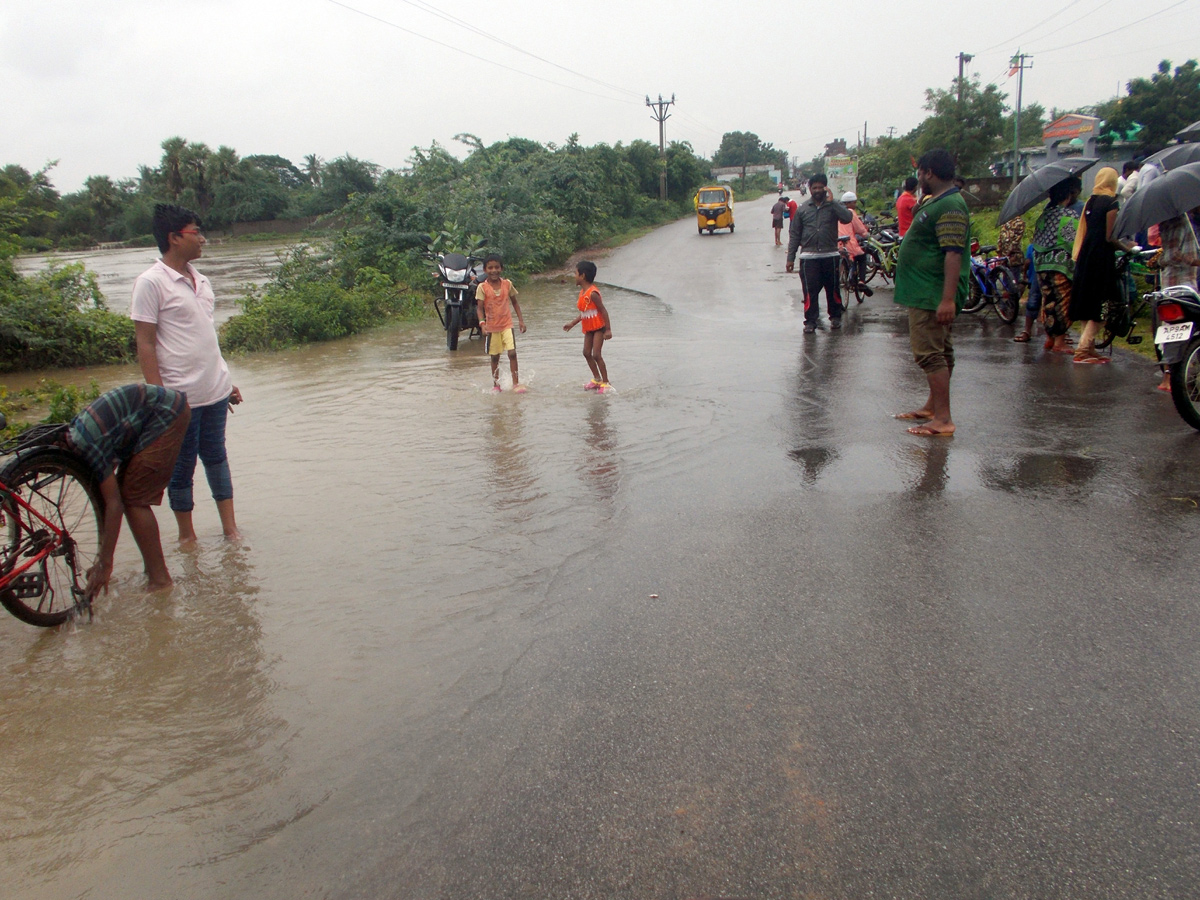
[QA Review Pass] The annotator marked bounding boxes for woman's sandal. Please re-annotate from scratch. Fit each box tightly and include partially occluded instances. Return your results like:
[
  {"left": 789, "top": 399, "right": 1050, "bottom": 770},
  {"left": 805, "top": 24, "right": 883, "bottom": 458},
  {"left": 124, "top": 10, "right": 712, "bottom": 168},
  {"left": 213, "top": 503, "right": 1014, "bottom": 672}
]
[{"left": 1014, "top": 331, "right": 1031, "bottom": 343}]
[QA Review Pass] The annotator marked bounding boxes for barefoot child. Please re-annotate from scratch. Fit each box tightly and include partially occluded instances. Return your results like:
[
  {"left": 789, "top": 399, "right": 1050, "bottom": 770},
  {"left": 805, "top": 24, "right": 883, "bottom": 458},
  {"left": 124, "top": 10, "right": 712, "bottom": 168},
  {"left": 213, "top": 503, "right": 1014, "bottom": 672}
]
[
  {"left": 474, "top": 254, "right": 526, "bottom": 392},
  {"left": 563, "top": 260, "right": 612, "bottom": 392}
]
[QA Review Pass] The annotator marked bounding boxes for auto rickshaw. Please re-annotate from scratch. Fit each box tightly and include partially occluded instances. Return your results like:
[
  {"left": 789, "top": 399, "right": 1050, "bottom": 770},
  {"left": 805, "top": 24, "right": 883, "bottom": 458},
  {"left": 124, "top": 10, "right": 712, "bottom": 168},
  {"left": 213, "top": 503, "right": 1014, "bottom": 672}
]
[{"left": 694, "top": 184, "right": 734, "bottom": 235}]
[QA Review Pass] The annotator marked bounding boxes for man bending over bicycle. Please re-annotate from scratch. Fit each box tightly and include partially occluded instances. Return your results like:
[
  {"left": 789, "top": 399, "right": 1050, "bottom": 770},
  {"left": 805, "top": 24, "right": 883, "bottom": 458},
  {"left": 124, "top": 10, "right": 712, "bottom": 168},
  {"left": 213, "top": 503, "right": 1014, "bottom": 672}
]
[{"left": 63, "top": 384, "right": 190, "bottom": 599}]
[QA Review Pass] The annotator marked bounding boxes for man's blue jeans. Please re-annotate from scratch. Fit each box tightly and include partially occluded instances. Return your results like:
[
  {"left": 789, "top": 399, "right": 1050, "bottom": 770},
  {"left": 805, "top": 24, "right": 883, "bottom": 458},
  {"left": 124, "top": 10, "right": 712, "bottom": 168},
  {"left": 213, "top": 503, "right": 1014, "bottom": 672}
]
[{"left": 168, "top": 397, "right": 233, "bottom": 513}]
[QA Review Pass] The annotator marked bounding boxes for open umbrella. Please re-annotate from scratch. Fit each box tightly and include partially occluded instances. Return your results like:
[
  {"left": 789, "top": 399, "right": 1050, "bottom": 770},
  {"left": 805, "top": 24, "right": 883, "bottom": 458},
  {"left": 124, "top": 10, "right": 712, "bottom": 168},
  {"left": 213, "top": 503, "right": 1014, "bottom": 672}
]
[
  {"left": 1142, "top": 142, "right": 1200, "bottom": 170},
  {"left": 1113, "top": 161, "right": 1200, "bottom": 238},
  {"left": 998, "top": 157, "right": 1100, "bottom": 225},
  {"left": 1174, "top": 121, "right": 1200, "bottom": 143}
]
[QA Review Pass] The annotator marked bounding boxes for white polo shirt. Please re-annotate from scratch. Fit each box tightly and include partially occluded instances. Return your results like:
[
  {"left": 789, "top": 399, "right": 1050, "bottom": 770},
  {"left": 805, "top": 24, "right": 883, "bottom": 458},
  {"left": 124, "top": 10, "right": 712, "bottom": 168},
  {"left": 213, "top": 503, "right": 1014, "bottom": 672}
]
[{"left": 130, "top": 259, "right": 233, "bottom": 408}]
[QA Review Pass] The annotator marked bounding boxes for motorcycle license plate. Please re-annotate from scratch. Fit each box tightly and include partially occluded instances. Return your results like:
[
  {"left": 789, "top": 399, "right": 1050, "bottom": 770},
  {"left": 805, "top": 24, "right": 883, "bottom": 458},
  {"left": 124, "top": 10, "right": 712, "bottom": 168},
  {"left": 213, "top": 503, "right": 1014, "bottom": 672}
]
[{"left": 1155, "top": 322, "right": 1193, "bottom": 345}]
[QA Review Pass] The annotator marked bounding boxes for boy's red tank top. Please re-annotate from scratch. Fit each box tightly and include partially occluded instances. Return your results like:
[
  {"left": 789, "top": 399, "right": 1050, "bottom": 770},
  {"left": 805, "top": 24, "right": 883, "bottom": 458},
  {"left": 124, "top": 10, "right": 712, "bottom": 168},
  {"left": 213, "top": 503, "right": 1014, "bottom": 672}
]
[{"left": 578, "top": 285, "right": 604, "bottom": 332}]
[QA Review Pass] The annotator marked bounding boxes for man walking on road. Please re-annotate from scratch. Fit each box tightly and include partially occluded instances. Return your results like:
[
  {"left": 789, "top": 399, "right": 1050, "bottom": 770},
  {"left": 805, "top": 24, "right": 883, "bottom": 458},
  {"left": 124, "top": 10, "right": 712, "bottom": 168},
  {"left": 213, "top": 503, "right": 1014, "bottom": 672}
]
[
  {"left": 771, "top": 195, "right": 787, "bottom": 246},
  {"left": 786, "top": 173, "right": 853, "bottom": 332},
  {"left": 892, "top": 149, "right": 970, "bottom": 436}
]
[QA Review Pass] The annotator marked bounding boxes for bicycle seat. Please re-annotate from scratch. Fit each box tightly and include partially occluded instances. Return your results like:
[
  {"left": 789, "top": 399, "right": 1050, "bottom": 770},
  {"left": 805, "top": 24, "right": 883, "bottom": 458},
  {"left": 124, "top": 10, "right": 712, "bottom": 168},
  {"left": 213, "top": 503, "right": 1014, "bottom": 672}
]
[{"left": 979, "top": 244, "right": 997, "bottom": 254}]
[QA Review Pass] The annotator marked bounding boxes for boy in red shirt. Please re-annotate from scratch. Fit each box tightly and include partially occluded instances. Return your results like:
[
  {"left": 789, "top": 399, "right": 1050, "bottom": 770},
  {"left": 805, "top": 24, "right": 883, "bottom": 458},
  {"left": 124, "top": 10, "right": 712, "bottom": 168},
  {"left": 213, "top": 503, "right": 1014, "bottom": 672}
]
[{"left": 474, "top": 254, "right": 527, "bottom": 392}]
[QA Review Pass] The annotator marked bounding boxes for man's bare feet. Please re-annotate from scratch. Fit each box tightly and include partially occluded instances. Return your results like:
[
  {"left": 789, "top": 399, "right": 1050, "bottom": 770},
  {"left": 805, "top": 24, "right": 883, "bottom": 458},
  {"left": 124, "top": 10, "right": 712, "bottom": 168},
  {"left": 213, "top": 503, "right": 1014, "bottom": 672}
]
[
  {"left": 894, "top": 410, "right": 933, "bottom": 420},
  {"left": 224, "top": 529, "right": 242, "bottom": 541},
  {"left": 907, "top": 422, "right": 956, "bottom": 437},
  {"left": 146, "top": 575, "right": 173, "bottom": 591}
]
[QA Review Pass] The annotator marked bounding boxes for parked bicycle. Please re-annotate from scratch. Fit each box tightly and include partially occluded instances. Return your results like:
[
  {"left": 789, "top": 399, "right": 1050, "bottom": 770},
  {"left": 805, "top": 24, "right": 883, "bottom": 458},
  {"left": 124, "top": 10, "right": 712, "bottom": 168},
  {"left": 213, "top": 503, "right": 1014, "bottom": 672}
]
[
  {"left": 1095, "top": 247, "right": 1161, "bottom": 350},
  {"left": 961, "top": 240, "right": 1021, "bottom": 323},
  {"left": 837, "top": 235, "right": 867, "bottom": 305},
  {"left": 0, "top": 415, "right": 103, "bottom": 627}
]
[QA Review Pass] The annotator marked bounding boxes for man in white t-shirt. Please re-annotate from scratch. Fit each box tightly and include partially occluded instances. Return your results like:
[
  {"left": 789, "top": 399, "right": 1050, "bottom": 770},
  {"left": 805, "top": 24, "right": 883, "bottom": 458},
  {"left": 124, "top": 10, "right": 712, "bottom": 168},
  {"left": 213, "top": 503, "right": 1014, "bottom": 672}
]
[{"left": 130, "top": 204, "right": 242, "bottom": 543}]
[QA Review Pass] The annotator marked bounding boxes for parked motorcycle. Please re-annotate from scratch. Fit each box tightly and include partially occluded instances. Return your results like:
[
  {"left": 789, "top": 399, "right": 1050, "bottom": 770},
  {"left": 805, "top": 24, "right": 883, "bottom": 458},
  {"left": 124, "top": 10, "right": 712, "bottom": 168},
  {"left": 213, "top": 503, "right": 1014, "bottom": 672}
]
[
  {"left": 1153, "top": 285, "right": 1200, "bottom": 429},
  {"left": 429, "top": 249, "right": 484, "bottom": 350}
]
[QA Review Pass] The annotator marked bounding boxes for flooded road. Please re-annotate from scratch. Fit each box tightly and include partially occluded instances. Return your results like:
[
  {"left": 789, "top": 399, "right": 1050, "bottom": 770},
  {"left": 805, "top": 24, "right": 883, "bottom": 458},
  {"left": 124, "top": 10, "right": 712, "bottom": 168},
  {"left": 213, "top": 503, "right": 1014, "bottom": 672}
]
[{"left": 3, "top": 199, "right": 1200, "bottom": 899}]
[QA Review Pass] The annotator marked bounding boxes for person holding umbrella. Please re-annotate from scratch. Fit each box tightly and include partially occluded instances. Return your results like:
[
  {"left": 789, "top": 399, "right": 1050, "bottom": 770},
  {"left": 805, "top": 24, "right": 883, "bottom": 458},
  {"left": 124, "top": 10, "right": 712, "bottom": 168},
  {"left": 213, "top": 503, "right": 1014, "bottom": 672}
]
[
  {"left": 1029, "top": 177, "right": 1082, "bottom": 352},
  {"left": 1071, "top": 167, "right": 1136, "bottom": 364}
]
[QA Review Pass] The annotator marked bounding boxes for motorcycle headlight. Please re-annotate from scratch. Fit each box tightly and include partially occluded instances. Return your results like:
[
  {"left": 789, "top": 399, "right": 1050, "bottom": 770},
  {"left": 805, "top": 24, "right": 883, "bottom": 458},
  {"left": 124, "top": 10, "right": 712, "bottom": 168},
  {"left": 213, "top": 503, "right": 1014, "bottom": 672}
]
[{"left": 445, "top": 268, "right": 468, "bottom": 283}]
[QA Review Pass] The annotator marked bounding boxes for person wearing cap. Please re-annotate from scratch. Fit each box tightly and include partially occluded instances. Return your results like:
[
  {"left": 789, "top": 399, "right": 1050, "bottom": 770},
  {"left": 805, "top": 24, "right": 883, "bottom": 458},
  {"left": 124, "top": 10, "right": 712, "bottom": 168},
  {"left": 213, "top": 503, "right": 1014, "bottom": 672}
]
[{"left": 838, "top": 192, "right": 875, "bottom": 299}]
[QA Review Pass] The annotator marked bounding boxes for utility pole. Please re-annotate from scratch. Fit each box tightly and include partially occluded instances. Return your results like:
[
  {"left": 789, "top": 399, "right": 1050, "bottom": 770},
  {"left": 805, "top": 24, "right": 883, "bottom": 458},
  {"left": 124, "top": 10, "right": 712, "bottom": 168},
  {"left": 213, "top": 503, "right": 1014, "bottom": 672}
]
[
  {"left": 886, "top": 126, "right": 897, "bottom": 139},
  {"left": 1009, "top": 52, "right": 1033, "bottom": 187},
  {"left": 956, "top": 52, "right": 974, "bottom": 105},
  {"left": 646, "top": 93, "right": 675, "bottom": 200}
]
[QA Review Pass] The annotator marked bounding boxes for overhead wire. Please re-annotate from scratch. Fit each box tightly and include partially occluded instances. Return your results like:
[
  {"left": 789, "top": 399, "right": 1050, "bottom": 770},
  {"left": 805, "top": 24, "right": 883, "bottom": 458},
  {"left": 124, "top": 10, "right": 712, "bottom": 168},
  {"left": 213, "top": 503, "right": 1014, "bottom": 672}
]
[
  {"left": 1028, "top": 0, "right": 1192, "bottom": 52},
  {"left": 977, "top": 0, "right": 1089, "bottom": 53},
  {"left": 385, "top": 0, "right": 645, "bottom": 100},
  {"left": 321, "top": 0, "right": 640, "bottom": 105}
]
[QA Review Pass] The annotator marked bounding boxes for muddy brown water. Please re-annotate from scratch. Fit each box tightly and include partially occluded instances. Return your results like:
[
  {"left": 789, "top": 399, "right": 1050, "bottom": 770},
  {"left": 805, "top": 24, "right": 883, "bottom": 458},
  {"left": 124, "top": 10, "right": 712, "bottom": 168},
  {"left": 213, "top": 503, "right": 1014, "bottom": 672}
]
[
  {"left": 5, "top": 203, "right": 1200, "bottom": 899},
  {"left": 2, "top": 242, "right": 687, "bottom": 898}
]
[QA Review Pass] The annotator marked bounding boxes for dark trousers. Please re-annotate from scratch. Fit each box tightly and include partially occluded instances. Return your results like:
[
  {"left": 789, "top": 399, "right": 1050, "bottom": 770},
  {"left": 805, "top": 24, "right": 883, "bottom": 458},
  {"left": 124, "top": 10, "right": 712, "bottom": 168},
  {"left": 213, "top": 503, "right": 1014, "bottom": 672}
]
[{"left": 801, "top": 257, "right": 843, "bottom": 324}]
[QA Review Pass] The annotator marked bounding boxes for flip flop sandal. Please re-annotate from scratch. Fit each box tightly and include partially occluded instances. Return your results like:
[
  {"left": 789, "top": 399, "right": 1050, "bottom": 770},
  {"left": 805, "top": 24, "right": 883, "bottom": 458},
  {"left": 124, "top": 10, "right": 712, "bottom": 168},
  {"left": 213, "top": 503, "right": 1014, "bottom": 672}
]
[{"left": 1013, "top": 331, "right": 1031, "bottom": 343}]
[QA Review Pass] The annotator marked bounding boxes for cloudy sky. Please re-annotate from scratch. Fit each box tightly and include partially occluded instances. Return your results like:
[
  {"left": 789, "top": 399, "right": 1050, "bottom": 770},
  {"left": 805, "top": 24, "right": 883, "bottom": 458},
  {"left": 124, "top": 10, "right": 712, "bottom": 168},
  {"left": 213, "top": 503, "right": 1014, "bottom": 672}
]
[{"left": 3, "top": 0, "right": 1198, "bottom": 193}]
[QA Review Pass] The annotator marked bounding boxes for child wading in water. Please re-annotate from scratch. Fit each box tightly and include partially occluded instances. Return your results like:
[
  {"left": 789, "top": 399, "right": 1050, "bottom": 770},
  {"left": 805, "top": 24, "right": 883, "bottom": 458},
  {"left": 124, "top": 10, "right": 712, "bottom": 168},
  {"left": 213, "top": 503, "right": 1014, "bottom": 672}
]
[
  {"left": 475, "top": 254, "right": 527, "bottom": 392},
  {"left": 563, "top": 260, "right": 612, "bottom": 392}
]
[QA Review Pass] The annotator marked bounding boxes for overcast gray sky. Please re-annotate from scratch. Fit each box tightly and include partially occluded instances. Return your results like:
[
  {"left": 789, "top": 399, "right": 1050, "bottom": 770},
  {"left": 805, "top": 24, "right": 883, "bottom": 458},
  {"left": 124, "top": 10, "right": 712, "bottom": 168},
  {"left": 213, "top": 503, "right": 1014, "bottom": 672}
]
[{"left": 3, "top": 0, "right": 1198, "bottom": 193}]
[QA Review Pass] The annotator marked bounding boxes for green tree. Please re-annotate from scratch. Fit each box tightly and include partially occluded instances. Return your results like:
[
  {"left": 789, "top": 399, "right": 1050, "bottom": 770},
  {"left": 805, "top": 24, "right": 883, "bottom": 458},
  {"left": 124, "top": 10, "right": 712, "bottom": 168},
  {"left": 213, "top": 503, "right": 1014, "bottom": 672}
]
[
  {"left": 713, "top": 131, "right": 787, "bottom": 171},
  {"left": 914, "top": 75, "right": 1007, "bottom": 175},
  {"left": 1105, "top": 59, "right": 1200, "bottom": 153}
]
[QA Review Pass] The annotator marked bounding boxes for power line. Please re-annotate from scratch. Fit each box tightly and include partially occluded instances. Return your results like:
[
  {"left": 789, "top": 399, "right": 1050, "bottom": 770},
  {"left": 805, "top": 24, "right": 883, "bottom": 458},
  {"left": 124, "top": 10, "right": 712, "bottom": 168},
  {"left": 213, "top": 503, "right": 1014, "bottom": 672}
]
[
  {"left": 321, "top": 0, "right": 640, "bottom": 105},
  {"left": 977, "top": 0, "right": 1089, "bottom": 54},
  {"left": 1029, "top": 0, "right": 1191, "bottom": 53},
  {"left": 384, "top": 0, "right": 644, "bottom": 100}
]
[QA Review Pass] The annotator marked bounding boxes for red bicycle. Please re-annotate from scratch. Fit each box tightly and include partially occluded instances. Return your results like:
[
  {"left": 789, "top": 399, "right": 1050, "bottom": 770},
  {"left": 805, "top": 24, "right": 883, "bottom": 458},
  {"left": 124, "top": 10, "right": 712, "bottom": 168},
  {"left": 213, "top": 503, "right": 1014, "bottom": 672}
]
[{"left": 0, "top": 415, "right": 104, "bottom": 627}]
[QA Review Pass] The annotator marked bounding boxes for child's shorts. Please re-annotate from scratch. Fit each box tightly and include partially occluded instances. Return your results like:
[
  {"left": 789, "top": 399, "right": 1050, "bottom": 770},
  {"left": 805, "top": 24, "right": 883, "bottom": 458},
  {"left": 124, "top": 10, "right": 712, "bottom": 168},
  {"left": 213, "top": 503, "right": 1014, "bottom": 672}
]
[{"left": 485, "top": 328, "right": 516, "bottom": 355}]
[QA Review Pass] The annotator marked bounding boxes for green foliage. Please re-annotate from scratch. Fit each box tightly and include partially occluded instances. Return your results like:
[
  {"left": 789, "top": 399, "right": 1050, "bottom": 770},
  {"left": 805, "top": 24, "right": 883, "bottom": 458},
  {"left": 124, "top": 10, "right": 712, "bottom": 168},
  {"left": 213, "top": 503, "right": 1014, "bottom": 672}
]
[
  {"left": 46, "top": 379, "right": 102, "bottom": 422},
  {"left": 1105, "top": 59, "right": 1200, "bottom": 153},
  {"left": 915, "top": 75, "right": 1008, "bottom": 176},
  {"left": 713, "top": 132, "right": 788, "bottom": 174},
  {"left": 0, "top": 261, "right": 135, "bottom": 371},
  {"left": 0, "top": 379, "right": 101, "bottom": 439},
  {"left": 219, "top": 245, "right": 423, "bottom": 352}
]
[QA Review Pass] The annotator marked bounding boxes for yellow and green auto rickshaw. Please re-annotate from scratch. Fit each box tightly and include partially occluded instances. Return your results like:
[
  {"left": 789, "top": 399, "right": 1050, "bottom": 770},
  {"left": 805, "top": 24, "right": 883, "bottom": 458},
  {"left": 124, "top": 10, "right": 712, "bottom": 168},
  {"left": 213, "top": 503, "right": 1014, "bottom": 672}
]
[{"left": 694, "top": 184, "right": 734, "bottom": 235}]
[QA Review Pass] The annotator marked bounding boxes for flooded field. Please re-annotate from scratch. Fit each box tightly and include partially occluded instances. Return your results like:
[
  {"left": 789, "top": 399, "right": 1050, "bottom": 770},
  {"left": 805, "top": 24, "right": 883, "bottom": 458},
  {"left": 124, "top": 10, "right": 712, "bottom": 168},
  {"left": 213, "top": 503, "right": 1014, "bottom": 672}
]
[{"left": 14, "top": 239, "right": 292, "bottom": 322}]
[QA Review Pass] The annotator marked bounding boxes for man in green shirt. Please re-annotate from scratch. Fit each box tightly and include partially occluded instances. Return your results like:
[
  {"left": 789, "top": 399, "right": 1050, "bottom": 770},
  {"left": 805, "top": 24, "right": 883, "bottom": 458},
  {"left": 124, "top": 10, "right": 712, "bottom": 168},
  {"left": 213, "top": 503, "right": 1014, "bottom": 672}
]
[{"left": 893, "top": 149, "right": 970, "bottom": 436}]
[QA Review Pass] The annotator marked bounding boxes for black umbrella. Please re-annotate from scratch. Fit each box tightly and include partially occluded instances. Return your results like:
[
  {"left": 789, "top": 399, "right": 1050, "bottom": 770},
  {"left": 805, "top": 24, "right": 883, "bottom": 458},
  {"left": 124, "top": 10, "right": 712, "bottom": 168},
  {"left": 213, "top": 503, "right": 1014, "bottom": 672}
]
[
  {"left": 998, "top": 157, "right": 1100, "bottom": 225},
  {"left": 1113, "top": 161, "right": 1200, "bottom": 238},
  {"left": 1174, "top": 121, "right": 1200, "bottom": 143},
  {"left": 1142, "top": 142, "right": 1200, "bottom": 170}
]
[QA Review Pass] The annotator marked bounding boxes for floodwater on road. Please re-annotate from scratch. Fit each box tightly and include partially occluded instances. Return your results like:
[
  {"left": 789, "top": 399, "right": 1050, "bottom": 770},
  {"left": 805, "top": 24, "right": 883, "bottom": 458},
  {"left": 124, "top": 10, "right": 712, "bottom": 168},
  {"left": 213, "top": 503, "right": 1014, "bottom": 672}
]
[{"left": 3, "top": 197, "right": 1200, "bottom": 899}]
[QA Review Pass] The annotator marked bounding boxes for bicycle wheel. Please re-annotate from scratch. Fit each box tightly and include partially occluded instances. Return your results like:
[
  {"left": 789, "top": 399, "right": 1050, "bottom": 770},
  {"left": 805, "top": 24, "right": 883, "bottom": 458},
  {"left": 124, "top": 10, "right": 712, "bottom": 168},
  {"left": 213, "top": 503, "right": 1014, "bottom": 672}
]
[
  {"left": 990, "top": 266, "right": 1020, "bottom": 323},
  {"left": 0, "top": 448, "right": 104, "bottom": 627},
  {"left": 1095, "top": 294, "right": 1130, "bottom": 350},
  {"left": 863, "top": 247, "right": 882, "bottom": 285},
  {"left": 961, "top": 271, "right": 986, "bottom": 314}
]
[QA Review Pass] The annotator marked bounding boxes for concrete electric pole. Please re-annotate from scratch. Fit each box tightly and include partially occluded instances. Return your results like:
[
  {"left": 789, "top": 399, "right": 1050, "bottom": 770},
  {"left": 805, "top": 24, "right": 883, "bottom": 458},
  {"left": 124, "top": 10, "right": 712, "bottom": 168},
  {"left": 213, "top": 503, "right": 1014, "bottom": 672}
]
[
  {"left": 646, "top": 94, "right": 675, "bottom": 200},
  {"left": 1009, "top": 52, "right": 1033, "bottom": 186}
]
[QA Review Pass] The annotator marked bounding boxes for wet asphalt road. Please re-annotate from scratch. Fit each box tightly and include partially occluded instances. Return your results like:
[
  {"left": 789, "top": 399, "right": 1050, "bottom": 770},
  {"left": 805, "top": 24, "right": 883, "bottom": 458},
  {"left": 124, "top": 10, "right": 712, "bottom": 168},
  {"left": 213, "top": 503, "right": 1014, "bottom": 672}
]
[
  {"left": 7, "top": 197, "right": 1200, "bottom": 899},
  {"left": 330, "top": 199, "right": 1200, "bottom": 898}
]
